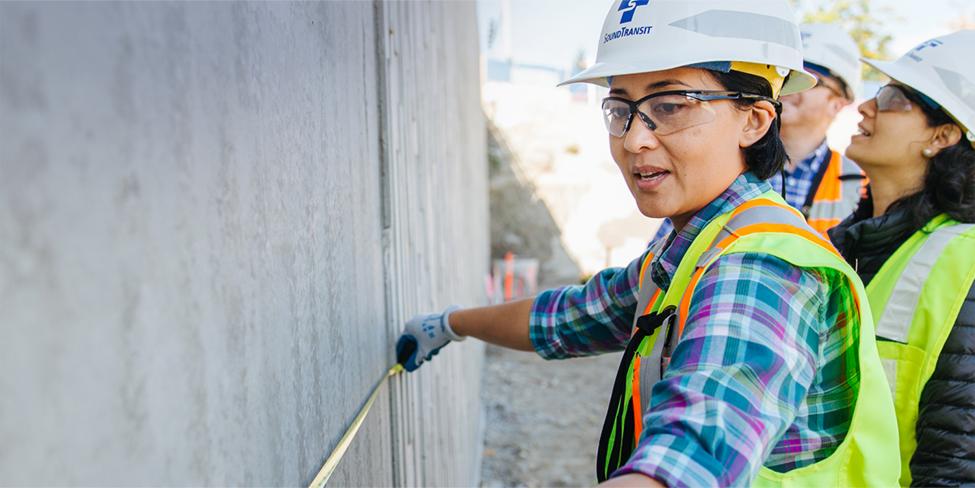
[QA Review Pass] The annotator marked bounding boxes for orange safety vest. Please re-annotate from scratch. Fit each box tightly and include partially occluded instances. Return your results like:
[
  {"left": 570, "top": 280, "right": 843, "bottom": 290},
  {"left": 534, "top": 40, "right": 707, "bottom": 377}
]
[{"left": 803, "top": 149, "right": 867, "bottom": 235}]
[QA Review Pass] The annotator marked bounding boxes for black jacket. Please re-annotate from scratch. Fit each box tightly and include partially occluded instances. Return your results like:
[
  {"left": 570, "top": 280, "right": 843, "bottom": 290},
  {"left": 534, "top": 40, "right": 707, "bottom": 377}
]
[{"left": 830, "top": 202, "right": 975, "bottom": 487}]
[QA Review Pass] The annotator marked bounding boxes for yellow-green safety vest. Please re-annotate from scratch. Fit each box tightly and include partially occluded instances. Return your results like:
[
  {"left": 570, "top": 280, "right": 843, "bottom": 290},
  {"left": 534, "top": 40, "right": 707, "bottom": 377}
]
[
  {"left": 866, "top": 214, "right": 975, "bottom": 486},
  {"left": 596, "top": 190, "right": 900, "bottom": 486}
]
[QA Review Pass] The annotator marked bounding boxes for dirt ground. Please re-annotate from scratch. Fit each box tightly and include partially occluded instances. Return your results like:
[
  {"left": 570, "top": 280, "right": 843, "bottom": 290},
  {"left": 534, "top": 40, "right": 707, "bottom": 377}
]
[{"left": 479, "top": 344, "right": 623, "bottom": 487}]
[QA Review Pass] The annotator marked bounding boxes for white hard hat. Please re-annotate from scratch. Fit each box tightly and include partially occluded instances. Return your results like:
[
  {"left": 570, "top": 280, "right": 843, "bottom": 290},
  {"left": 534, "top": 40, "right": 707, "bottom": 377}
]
[
  {"left": 863, "top": 30, "right": 975, "bottom": 147},
  {"left": 800, "top": 23, "right": 862, "bottom": 100},
  {"left": 560, "top": 0, "right": 817, "bottom": 98}
]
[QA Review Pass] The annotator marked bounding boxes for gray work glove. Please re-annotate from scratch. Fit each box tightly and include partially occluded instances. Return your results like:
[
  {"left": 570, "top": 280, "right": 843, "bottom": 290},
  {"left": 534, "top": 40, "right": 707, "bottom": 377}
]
[{"left": 396, "top": 305, "right": 464, "bottom": 372}]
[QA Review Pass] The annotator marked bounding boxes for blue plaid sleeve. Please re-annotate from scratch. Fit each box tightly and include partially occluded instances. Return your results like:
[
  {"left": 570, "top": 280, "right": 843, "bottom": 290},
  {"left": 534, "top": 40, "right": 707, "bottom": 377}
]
[
  {"left": 614, "top": 253, "right": 832, "bottom": 487},
  {"left": 528, "top": 251, "right": 647, "bottom": 359}
]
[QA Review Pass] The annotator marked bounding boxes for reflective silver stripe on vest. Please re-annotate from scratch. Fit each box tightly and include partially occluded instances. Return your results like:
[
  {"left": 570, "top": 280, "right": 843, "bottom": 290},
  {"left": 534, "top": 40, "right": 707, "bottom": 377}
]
[
  {"left": 633, "top": 250, "right": 664, "bottom": 403},
  {"left": 807, "top": 155, "right": 864, "bottom": 223},
  {"left": 630, "top": 202, "right": 812, "bottom": 416},
  {"left": 875, "top": 223, "right": 975, "bottom": 343},
  {"left": 806, "top": 194, "right": 858, "bottom": 221},
  {"left": 840, "top": 155, "right": 864, "bottom": 177},
  {"left": 881, "top": 357, "right": 899, "bottom": 399}
]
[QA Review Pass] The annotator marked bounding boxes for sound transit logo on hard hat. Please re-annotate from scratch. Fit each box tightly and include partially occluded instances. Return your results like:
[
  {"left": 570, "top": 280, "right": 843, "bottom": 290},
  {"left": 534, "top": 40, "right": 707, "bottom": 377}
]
[
  {"left": 604, "top": 0, "right": 653, "bottom": 44},
  {"left": 618, "top": 0, "right": 650, "bottom": 24},
  {"left": 907, "top": 39, "right": 944, "bottom": 62}
]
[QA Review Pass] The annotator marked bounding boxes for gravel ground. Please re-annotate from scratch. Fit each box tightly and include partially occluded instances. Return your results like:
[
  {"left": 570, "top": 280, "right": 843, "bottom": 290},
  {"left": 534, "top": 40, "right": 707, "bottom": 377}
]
[{"left": 479, "top": 344, "right": 623, "bottom": 487}]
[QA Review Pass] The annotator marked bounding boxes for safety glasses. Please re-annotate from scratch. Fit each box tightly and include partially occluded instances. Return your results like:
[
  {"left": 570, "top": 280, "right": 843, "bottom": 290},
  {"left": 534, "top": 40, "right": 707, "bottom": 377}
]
[
  {"left": 601, "top": 90, "right": 779, "bottom": 138},
  {"left": 811, "top": 73, "right": 847, "bottom": 99},
  {"left": 875, "top": 85, "right": 915, "bottom": 113}
]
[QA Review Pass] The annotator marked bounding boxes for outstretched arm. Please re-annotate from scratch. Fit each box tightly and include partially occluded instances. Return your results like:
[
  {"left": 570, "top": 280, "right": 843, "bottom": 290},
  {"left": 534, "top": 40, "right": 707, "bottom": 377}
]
[
  {"left": 397, "top": 250, "right": 648, "bottom": 370},
  {"left": 449, "top": 299, "right": 535, "bottom": 351}
]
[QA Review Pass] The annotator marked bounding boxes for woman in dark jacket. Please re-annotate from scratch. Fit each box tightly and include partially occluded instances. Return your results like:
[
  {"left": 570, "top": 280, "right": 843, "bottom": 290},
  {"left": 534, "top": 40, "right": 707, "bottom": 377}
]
[{"left": 829, "top": 30, "right": 975, "bottom": 486}]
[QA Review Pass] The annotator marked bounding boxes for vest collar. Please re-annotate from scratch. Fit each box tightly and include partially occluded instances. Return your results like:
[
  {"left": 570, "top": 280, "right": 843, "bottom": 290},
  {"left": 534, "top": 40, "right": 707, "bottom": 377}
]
[{"left": 829, "top": 195, "right": 925, "bottom": 283}]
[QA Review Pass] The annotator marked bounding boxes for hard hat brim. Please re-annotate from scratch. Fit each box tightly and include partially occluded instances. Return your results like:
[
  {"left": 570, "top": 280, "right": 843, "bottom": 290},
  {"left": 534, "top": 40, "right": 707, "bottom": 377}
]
[
  {"left": 863, "top": 57, "right": 974, "bottom": 138},
  {"left": 560, "top": 62, "right": 817, "bottom": 97}
]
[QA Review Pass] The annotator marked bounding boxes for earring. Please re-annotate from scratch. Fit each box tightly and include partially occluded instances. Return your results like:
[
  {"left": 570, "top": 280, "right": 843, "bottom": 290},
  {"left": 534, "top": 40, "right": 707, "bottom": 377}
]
[{"left": 922, "top": 148, "right": 935, "bottom": 158}]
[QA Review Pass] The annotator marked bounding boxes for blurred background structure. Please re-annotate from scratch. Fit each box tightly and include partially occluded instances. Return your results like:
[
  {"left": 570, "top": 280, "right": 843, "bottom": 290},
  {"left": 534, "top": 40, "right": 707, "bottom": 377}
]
[
  {"left": 2, "top": 0, "right": 973, "bottom": 487},
  {"left": 477, "top": 0, "right": 975, "bottom": 485}
]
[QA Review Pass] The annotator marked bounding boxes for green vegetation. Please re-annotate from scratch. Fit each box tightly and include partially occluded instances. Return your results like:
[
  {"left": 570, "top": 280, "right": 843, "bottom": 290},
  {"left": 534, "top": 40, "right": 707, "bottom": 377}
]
[{"left": 791, "top": 0, "right": 897, "bottom": 81}]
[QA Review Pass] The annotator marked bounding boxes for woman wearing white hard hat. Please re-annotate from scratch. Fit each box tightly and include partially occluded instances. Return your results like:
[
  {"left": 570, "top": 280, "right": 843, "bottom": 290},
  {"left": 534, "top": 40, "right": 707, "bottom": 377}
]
[
  {"left": 395, "top": 1, "right": 898, "bottom": 486},
  {"left": 829, "top": 29, "right": 975, "bottom": 487}
]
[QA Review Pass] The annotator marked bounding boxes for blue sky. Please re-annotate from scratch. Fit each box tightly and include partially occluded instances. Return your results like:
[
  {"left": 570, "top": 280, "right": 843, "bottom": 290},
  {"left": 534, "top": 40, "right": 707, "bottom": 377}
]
[{"left": 477, "top": 0, "right": 972, "bottom": 71}]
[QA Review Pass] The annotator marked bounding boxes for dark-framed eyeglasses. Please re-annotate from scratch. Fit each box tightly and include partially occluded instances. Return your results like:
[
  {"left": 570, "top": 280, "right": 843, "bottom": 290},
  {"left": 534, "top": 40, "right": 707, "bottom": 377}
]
[{"left": 601, "top": 90, "right": 780, "bottom": 138}]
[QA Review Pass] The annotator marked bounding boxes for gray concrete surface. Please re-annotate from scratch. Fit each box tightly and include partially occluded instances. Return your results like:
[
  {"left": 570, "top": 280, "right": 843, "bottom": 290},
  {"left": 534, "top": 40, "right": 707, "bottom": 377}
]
[{"left": 0, "top": 1, "right": 486, "bottom": 486}]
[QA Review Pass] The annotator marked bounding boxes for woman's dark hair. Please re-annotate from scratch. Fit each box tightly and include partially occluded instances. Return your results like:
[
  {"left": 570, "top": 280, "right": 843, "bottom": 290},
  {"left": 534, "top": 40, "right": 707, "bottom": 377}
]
[
  {"left": 708, "top": 69, "right": 788, "bottom": 180},
  {"left": 887, "top": 86, "right": 975, "bottom": 225}
]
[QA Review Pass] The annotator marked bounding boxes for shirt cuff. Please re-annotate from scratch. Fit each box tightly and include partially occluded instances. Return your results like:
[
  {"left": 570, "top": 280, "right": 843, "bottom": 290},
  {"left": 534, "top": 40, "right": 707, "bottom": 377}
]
[{"left": 613, "top": 433, "right": 725, "bottom": 488}]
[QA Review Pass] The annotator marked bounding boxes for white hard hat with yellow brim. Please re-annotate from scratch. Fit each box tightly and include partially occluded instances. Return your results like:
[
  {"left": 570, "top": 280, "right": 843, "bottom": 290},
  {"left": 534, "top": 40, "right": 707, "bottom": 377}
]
[{"left": 559, "top": 0, "right": 817, "bottom": 99}]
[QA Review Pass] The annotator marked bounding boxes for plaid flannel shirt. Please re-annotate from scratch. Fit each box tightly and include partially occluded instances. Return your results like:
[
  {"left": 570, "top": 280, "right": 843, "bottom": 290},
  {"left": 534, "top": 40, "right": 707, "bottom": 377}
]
[{"left": 529, "top": 172, "right": 859, "bottom": 487}]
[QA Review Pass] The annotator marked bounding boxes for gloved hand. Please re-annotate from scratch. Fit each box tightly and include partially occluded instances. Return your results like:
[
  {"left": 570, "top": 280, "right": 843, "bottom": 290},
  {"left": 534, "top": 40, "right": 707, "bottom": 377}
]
[{"left": 396, "top": 305, "right": 464, "bottom": 372}]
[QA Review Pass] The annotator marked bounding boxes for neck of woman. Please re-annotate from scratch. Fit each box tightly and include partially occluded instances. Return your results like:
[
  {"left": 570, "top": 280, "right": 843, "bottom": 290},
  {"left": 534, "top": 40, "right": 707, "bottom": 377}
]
[{"left": 865, "top": 163, "right": 927, "bottom": 218}]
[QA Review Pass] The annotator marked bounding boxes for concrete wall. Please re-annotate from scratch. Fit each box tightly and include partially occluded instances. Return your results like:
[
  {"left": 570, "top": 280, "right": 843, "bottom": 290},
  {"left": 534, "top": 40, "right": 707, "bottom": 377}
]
[{"left": 0, "top": 1, "right": 487, "bottom": 486}]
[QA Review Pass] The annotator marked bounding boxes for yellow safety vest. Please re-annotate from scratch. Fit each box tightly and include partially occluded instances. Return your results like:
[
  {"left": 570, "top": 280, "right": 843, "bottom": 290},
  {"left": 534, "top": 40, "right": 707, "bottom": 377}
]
[
  {"left": 596, "top": 191, "right": 900, "bottom": 486},
  {"left": 867, "top": 214, "right": 975, "bottom": 486}
]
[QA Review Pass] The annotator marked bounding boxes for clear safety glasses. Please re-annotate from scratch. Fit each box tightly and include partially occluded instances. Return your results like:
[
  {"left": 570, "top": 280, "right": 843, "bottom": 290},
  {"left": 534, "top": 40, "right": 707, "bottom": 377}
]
[
  {"left": 875, "top": 85, "right": 915, "bottom": 113},
  {"left": 811, "top": 73, "right": 847, "bottom": 99},
  {"left": 601, "top": 90, "right": 780, "bottom": 138}
]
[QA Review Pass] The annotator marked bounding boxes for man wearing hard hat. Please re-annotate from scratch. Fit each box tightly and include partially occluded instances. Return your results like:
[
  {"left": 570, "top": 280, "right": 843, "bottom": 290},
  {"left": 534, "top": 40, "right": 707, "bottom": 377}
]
[
  {"left": 650, "top": 23, "right": 867, "bottom": 239},
  {"left": 775, "top": 23, "right": 866, "bottom": 235}
]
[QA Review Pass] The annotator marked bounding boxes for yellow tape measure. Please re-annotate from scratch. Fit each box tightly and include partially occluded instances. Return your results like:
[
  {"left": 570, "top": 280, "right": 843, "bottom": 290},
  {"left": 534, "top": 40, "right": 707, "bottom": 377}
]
[{"left": 308, "top": 363, "right": 405, "bottom": 488}]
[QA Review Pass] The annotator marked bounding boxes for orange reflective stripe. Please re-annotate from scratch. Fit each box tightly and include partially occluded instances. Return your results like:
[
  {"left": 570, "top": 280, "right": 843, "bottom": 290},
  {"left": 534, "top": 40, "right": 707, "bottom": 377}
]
[
  {"left": 672, "top": 220, "right": 842, "bottom": 344},
  {"left": 631, "top": 355, "right": 643, "bottom": 444},
  {"left": 638, "top": 252, "right": 654, "bottom": 290},
  {"left": 672, "top": 199, "right": 810, "bottom": 338},
  {"left": 642, "top": 289, "right": 661, "bottom": 316},
  {"left": 633, "top": 288, "right": 662, "bottom": 336},
  {"left": 678, "top": 266, "right": 708, "bottom": 337},
  {"left": 716, "top": 223, "right": 841, "bottom": 258},
  {"left": 813, "top": 151, "right": 843, "bottom": 202},
  {"left": 634, "top": 254, "right": 660, "bottom": 336}
]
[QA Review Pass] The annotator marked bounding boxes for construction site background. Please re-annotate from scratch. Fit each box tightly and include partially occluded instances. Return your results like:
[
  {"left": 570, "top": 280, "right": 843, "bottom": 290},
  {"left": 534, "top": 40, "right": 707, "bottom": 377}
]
[{"left": 477, "top": 6, "right": 881, "bottom": 486}]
